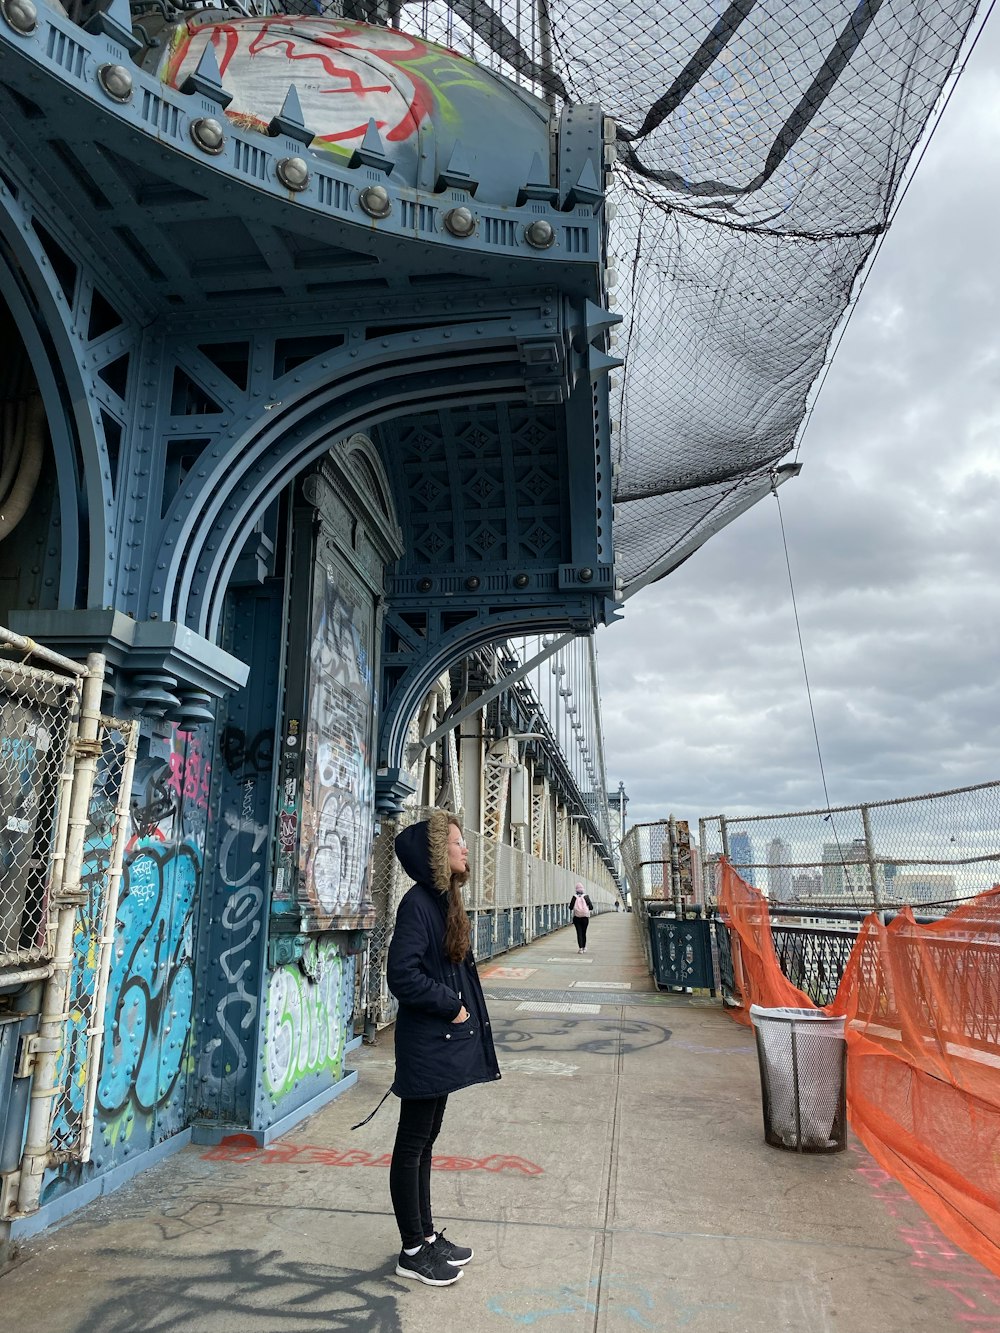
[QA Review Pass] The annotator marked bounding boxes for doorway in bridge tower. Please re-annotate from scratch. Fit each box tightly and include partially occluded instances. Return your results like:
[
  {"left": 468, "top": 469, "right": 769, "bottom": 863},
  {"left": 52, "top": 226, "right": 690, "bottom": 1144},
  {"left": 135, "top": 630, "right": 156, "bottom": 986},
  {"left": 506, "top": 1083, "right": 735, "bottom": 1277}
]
[{"left": 259, "top": 440, "right": 401, "bottom": 1132}]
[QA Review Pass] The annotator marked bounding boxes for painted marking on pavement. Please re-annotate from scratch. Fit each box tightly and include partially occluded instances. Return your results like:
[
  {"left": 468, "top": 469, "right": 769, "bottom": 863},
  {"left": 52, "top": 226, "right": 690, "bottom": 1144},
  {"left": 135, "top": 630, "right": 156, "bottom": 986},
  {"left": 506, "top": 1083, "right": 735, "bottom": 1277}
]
[
  {"left": 202, "top": 1135, "right": 544, "bottom": 1174},
  {"left": 501, "top": 1057, "right": 579, "bottom": 1077},
  {"left": 571, "top": 980, "right": 632, "bottom": 990},
  {"left": 545, "top": 957, "right": 594, "bottom": 963},
  {"left": 482, "top": 966, "right": 538, "bottom": 980},
  {"left": 515, "top": 1001, "right": 601, "bottom": 1016}
]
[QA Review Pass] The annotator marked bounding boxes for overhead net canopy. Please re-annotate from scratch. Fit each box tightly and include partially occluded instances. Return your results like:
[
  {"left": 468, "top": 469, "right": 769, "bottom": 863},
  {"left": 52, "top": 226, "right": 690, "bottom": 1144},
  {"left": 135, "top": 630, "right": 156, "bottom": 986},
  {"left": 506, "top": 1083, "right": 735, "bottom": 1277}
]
[{"left": 388, "top": 0, "right": 982, "bottom": 587}]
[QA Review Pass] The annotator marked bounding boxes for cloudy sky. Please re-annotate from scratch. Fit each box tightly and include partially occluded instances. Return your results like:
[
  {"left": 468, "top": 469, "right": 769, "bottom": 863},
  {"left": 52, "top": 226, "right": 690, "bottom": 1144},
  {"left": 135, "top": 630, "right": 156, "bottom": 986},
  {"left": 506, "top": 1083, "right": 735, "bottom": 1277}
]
[{"left": 597, "top": 13, "right": 1000, "bottom": 829}]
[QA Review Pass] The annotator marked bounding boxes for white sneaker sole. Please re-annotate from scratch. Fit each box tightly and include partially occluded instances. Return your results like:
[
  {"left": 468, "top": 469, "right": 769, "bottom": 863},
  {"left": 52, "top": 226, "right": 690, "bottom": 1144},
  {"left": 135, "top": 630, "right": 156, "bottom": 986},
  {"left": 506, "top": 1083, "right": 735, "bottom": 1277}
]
[
  {"left": 395, "top": 1263, "right": 463, "bottom": 1286},
  {"left": 445, "top": 1250, "right": 474, "bottom": 1266}
]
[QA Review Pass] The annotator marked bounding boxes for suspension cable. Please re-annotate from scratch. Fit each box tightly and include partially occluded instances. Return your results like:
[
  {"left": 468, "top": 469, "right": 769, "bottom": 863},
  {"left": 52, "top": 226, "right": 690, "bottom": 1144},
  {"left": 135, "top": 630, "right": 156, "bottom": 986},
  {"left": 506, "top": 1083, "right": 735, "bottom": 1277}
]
[{"left": 772, "top": 478, "right": 863, "bottom": 909}]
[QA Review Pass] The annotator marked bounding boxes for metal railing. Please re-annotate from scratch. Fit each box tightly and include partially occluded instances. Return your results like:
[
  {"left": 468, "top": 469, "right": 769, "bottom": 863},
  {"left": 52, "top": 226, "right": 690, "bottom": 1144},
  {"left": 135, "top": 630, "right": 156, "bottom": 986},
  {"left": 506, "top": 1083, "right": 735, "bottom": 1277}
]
[{"left": 769, "top": 923, "right": 858, "bottom": 1009}]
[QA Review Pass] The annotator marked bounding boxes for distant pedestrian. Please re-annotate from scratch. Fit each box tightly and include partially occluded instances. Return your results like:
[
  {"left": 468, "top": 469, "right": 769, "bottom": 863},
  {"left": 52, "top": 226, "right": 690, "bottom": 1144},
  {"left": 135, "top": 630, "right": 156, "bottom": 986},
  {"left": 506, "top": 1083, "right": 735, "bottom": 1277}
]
[
  {"left": 614, "top": 900, "right": 621, "bottom": 913},
  {"left": 385, "top": 811, "right": 501, "bottom": 1287},
  {"left": 570, "top": 882, "right": 594, "bottom": 952}
]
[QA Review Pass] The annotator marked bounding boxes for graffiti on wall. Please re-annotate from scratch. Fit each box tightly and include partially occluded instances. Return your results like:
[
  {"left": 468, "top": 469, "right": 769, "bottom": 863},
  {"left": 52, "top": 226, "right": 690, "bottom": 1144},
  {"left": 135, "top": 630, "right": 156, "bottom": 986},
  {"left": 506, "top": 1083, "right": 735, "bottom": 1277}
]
[
  {"left": 45, "top": 726, "right": 211, "bottom": 1175},
  {"left": 195, "top": 801, "right": 269, "bottom": 1107},
  {"left": 273, "top": 717, "right": 300, "bottom": 908},
  {"left": 163, "top": 18, "right": 502, "bottom": 157},
  {"left": 298, "top": 562, "right": 375, "bottom": 929},
  {"left": 97, "top": 729, "right": 211, "bottom": 1149},
  {"left": 96, "top": 834, "right": 201, "bottom": 1145},
  {"left": 262, "top": 940, "right": 348, "bottom": 1103}
]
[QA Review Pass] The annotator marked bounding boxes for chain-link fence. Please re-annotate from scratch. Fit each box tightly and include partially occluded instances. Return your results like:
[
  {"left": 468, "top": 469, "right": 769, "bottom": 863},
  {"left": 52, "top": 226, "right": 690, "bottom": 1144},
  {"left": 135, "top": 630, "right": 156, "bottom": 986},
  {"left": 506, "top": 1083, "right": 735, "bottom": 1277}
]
[
  {"left": 618, "top": 819, "right": 695, "bottom": 901},
  {"left": 699, "top": 780, "right": 1000, "bottom": 912},
  {"left": 364, "top": 805, "right": 617, "bottom": 1030},
  {"left": 1, "top": 629, "right": 138, "bottom": 1196},
  {"left": 0, "top": 655, "right": 80, "bottom": 971},
  {"left": 620, "top": 820, "right": 713, "bottom": 986}
]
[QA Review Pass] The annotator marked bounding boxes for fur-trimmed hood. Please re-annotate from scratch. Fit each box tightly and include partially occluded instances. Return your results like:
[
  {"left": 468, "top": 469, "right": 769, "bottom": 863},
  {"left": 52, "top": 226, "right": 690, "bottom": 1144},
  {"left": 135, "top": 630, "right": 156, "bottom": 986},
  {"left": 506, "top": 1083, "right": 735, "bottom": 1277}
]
[{"left": 394, "top": 809, "right": 452, "bottom": 893}]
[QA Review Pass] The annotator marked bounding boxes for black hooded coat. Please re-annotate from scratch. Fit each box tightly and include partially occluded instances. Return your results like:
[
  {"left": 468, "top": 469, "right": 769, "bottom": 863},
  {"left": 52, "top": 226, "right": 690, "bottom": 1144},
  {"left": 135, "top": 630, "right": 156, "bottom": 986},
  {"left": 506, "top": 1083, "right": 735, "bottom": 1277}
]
[{"left": 387, "top": 811, "right": 501, "bottom": 1100}]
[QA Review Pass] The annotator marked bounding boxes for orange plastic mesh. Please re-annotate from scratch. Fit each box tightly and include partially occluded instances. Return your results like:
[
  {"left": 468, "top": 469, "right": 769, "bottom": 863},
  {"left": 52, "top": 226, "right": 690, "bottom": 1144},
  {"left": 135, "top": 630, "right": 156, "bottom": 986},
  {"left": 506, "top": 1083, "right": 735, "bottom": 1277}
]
[{"left": 719, "top": 861, "right": 1000, "bottom": 1277}]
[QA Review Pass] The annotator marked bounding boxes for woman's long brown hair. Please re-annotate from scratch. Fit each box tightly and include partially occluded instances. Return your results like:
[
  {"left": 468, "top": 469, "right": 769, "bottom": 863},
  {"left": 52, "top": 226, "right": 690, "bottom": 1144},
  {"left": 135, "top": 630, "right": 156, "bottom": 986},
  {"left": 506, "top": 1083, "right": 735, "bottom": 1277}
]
[{"left": 444, "top": 815, "right": 472, "bottom": 963}]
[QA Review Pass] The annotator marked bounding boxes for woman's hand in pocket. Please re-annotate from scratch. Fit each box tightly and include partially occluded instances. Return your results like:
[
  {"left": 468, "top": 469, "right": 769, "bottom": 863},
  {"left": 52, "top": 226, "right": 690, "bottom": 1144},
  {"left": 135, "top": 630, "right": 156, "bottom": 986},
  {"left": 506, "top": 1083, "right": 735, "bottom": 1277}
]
[{"left": 452, "top": 1006, "right": 469, "bottom": 1023}]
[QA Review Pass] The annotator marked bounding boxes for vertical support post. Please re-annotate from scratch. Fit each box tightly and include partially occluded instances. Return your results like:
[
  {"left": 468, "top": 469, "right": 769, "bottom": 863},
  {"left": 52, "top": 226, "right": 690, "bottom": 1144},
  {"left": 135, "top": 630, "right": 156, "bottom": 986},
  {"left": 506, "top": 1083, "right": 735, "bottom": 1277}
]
[
  {"left": 719, "top": 815, "right": 731, "bottom": 860},
  {"left": 669, "top": 814, "right": 683, "bottom": 917},
  {"left": 79, "top": 719, "right": 139, "bottom": 1162},
  {"left": 698, "top": 817, "right": 710, "bottom": 903},
  {"left": 16, "top": 653, "right": 105, "bottom": 1215},
  {"left": 860, "top": 804, "right": 885, "bottom": 915}
]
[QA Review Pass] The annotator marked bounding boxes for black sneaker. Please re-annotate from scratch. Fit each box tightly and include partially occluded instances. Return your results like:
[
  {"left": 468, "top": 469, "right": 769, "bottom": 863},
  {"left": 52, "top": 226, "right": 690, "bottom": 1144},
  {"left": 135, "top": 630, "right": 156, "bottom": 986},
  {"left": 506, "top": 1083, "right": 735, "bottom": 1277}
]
[
  {"left": 431, "top": 1229, "right": 474, "bottom": 1266},
  {"left": 395, "top": 1242, "right": 464, "bottom": 1286}
]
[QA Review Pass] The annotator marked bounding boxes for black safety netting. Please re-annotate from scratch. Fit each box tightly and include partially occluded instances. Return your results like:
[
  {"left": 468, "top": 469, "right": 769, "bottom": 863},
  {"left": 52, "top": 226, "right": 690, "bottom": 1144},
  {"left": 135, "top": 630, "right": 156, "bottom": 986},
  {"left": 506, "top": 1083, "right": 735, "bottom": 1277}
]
[{"left": 384, "top": 0, "right": 983, "bottom": 588}]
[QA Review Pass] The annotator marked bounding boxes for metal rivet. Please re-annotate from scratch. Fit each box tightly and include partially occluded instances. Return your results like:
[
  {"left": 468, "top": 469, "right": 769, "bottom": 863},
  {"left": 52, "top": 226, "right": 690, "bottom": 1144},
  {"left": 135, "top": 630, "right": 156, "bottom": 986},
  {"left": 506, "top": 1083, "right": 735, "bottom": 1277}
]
[
  {"left": 416, "top": 577, "right": 433, "bottom": 593},
  {"left": 444, "top": 206, "right": 476, "bottom": 238},
  {"left": 277, "top": 156, "right": 310, "bottom": 192},
  {"left": 98, "top": 63, "right": 133, "bottom": 103},
  {"left": 1, "top": 0, "right": 37, "bottom": 34},
  {"left": 190, "top": 117, "right": 226, "bottom": 155},
  {"left": 578, "top": 567, "right": 594, "bottom": 582},
  {"left": 359, "top": 184, "right": 391, "bottom": 218},
  {"left": 525, "top": 218, "right": 556, "bottom": 250},
  {"left": 465, "top": 575, "right": 481, "bottom": 591},
  {"left": 513, "top": 573, "right": 529, "bottom": 589}
]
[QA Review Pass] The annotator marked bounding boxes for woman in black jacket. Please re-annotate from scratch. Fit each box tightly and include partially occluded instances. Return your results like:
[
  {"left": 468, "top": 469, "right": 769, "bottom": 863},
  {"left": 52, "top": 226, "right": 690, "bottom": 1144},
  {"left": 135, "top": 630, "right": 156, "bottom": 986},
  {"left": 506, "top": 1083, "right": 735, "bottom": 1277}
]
[{"left": 386, "top": 810, "right": 500, "bottom": 1287}]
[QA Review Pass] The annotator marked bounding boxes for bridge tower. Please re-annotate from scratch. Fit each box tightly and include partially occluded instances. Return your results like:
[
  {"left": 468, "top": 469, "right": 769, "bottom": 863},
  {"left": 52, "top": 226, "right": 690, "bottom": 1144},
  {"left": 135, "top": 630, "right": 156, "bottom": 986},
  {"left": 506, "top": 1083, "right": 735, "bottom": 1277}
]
[{"left": 0, "top": 0, "right": 619, "bottom": 1226}]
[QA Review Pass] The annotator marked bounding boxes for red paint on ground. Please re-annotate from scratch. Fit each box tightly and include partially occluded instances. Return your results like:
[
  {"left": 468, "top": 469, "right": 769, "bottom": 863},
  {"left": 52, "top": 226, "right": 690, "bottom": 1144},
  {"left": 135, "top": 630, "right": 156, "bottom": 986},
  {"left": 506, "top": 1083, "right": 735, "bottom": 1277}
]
[
  {"left": 853, "top": 1148, "right": 1000, "bottom": 1330},
  {"left": 202, "top": 1135, "right": 543, "bottom": 1175}
]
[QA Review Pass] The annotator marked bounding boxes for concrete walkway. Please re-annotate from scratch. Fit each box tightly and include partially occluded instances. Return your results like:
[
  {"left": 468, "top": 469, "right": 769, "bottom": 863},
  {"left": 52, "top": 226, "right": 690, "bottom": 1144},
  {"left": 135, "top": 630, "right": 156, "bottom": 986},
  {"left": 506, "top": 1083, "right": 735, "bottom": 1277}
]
[{"left": 4, "top": 913, "right": 1000, "bottom": 1331}]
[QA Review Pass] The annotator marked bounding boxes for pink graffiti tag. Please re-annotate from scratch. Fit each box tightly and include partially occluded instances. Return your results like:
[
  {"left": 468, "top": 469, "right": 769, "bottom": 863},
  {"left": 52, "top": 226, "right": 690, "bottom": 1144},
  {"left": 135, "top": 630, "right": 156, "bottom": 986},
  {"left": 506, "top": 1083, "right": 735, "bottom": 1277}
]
[
  {"left": 853, "top": 1150, "right": 1000, "bottom": 1330},
  {"left": 166, "top": 730, "right": 211, "bottom": 811},
  {"left": 202, "top": 1134, "right": 543, "bottom": 1175}
]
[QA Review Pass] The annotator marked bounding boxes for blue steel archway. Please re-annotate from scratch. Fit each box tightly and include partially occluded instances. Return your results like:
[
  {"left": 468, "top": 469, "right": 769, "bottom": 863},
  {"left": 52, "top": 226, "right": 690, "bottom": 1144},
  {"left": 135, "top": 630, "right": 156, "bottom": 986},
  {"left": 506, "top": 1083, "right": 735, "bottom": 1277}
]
[{"left": 1, "top": 0, "right": 619, "bottom": 774}]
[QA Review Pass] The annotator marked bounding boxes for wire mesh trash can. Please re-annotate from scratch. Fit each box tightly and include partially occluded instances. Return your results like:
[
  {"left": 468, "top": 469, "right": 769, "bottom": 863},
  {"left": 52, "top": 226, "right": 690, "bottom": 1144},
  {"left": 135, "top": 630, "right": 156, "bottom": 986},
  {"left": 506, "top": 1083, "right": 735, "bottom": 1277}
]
[{"left": 749, "top": 1006, "right": 847, "bottom": 1153}]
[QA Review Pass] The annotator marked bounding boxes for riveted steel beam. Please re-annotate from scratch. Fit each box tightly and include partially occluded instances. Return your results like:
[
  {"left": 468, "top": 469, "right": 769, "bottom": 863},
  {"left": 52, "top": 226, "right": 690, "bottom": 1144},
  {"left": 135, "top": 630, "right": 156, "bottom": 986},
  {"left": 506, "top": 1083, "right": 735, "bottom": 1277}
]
[{"left": 0, "top": 5, "right": 618, "bottom": 742}]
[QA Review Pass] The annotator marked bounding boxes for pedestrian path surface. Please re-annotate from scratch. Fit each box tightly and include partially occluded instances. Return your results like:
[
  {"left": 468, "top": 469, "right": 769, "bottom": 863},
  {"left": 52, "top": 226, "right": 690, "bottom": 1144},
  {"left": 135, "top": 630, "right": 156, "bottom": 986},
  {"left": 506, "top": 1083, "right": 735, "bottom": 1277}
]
[{"left": 4, "top": 913, "right": 1000, "bottom": 1331}]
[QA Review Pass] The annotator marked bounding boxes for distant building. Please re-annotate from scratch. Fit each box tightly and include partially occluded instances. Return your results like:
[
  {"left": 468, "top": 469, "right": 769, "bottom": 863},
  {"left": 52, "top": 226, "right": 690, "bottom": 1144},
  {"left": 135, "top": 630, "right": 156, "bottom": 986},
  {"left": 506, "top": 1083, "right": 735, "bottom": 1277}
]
[
  {"left": 690, "top": 841, "right": 703, "bottom": 903},
  {"left": 730, "top": 831, "right": 756, "bottom": 887},
  {"left": 890, "top": 872, "right": 957, "bottom": 904},
  {"left": 792, "top": 871, "right": 823, "bottom": 898},
  {"left": 822, "top": 838, "right": 871, "bottom": 899},
  {"left": 767, "top": 837, "right": 792, "bottom": 903}
]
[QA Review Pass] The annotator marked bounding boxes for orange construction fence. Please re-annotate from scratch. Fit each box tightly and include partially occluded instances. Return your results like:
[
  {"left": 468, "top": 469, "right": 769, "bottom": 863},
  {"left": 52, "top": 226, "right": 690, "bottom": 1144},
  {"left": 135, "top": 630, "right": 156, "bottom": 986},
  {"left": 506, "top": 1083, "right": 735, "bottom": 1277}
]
[{"left": 718, "top": 860, "right": 1000, "bottom": 1278}]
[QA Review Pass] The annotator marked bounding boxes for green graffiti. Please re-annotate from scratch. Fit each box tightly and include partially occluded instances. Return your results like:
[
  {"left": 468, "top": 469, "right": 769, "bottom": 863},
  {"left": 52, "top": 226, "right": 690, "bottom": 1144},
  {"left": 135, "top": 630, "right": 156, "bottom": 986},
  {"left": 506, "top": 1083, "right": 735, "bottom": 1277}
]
[{"left": 263, "top": 943, "right": 347, "bottom": 1100}]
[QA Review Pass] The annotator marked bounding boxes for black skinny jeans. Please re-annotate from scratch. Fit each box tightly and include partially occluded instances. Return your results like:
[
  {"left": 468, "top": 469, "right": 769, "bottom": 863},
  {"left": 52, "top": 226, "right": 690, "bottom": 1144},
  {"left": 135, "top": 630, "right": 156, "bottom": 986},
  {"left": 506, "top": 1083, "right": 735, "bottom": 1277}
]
[
  {"left": 389, "top": 1095, "right": 449, "bottom": 1249},
  {"left": 574, "top": 916, "right": 589, "bottom": 948}
]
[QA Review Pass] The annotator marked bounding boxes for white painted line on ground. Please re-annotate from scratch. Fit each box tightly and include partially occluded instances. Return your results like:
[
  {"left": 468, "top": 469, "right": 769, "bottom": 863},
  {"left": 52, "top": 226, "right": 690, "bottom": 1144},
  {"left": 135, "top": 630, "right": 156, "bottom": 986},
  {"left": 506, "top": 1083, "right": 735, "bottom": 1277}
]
[
  {"left": 515, "top": 1001, "right": 601, "bottom": 1015},
  {"left": 501, "top": 1057, "right": 579, "bottom": 1076},
  {"left": 545, "top": 957, "right": 594, "bottom": 963},
  {"left": 570, "top": 981, "right": 632, "bottom": 990}
]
